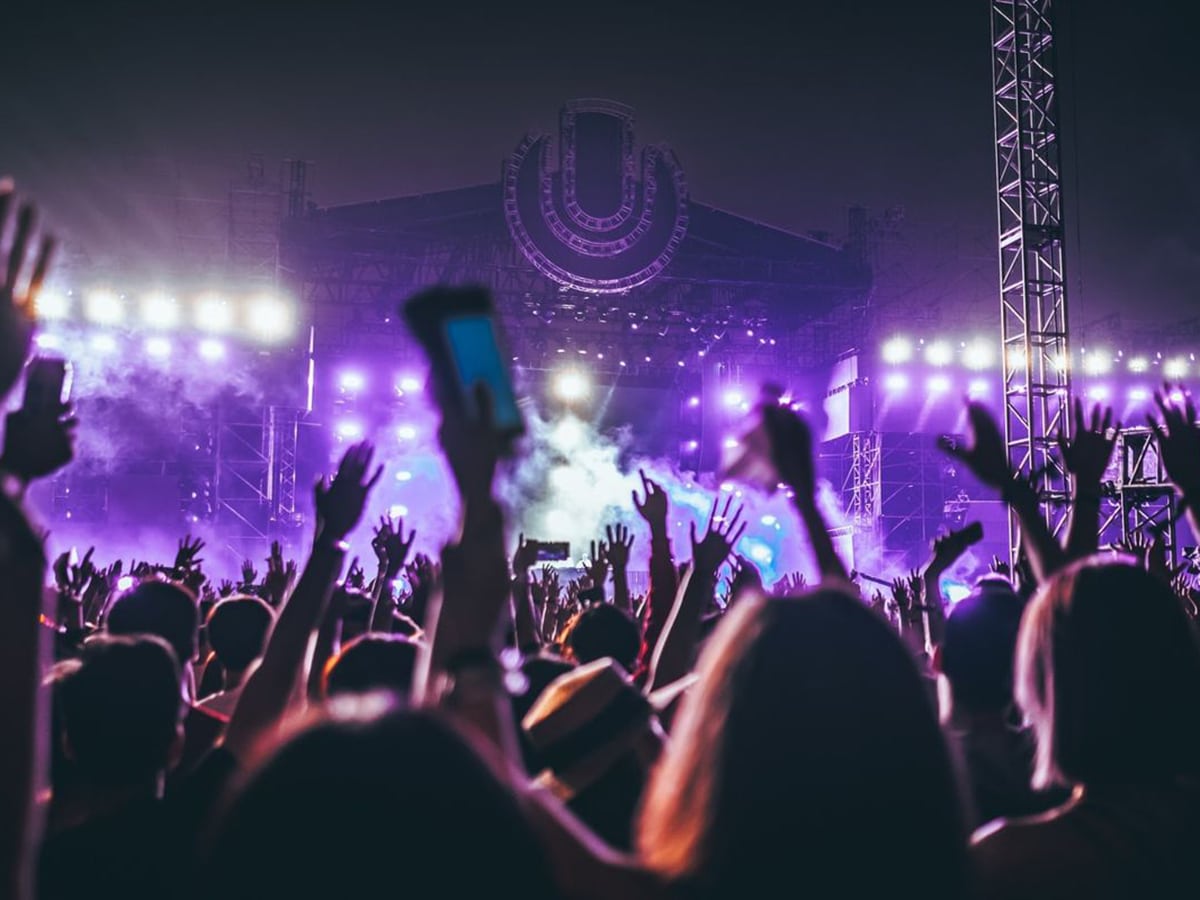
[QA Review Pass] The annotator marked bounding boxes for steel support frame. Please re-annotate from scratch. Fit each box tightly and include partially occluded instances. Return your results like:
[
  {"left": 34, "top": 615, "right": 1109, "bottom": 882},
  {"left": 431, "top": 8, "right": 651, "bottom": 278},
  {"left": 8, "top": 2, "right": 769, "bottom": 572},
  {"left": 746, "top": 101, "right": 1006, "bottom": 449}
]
[{"left": 991, "top": 0, "right": 1072, "bottom": 564}]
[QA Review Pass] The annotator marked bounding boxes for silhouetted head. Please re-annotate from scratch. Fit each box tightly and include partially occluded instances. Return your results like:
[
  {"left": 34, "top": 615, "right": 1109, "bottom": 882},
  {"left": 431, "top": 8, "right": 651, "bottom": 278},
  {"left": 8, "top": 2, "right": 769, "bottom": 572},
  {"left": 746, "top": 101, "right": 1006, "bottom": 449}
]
[
  {"left": 202, "top": 699, "right": 557, "bottom": 899},
  {"left": 105, "top": 577, "right": 200, "bottom": 670},
  {"left": 566, "top": 602, "right": 641, "bottom": 672},
  {"left": 322, "top": 633, "right": 420, "bottom": 700},
  {"left": 638, "top": 589, "right": 969, "bottom": 899},
  {"left": 938, "top": 575, "right": 1026, "bottom": 714},
  {"left": 206, "top": 595, "right": 274, "bottom": 673},
  {"left": 51, "top": 634, "right": 184, "bottom": 788},
  {"left": 1016, "top": 557, "right": 1200, "bottom": 789}
]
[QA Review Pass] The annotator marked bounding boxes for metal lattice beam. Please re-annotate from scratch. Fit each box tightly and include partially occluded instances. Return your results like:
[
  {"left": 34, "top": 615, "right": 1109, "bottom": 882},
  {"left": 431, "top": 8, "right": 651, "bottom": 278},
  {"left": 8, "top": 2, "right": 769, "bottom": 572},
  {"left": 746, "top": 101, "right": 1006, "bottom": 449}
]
[{"left": 991, "top": 0, "right": 1072, "bottom": 564}]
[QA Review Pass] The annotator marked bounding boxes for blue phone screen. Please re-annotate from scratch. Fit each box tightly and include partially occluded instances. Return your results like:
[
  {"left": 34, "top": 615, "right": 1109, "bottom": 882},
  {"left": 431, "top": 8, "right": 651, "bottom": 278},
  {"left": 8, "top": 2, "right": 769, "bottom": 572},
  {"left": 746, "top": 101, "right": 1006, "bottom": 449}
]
[{"left": 443, "top": 315, "right": 523, "bottom": 431}]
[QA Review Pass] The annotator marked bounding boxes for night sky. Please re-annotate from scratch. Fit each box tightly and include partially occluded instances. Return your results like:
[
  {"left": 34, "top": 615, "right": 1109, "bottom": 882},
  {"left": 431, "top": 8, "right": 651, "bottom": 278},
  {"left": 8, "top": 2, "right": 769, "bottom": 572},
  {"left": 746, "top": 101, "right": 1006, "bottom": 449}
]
[{"left": 2, "top": 0, "right": 1195, "bottom": 329}]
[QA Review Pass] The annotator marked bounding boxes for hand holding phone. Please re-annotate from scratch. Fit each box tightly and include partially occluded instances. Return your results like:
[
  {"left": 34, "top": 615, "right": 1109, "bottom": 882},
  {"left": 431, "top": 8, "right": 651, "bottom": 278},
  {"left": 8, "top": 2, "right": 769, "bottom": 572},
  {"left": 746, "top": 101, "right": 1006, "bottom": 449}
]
[{"left": 3, "top": 355, "right": 76, "bottom": 482}]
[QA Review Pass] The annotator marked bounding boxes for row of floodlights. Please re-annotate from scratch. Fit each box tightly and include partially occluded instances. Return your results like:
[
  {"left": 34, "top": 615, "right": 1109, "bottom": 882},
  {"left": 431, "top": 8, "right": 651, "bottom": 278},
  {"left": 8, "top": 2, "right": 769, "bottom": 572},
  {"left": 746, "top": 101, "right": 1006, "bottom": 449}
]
[
  {"left": 880, "top": 337, "right": 1197, "bottom": 378},
  {"left": 34, "top": 288, "right": 296, "bottom": 343}
]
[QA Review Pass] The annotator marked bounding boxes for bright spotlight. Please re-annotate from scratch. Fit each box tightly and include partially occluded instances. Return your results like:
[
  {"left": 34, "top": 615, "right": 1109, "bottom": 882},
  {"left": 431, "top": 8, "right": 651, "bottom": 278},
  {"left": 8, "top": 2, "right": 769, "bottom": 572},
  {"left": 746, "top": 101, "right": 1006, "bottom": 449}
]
[
  {"left": 34, "top": 289, "right": 70, "bottom": 320},
  {"left": 1128, "top": 356, "right": 1149, "bottom": 373},
  {"left": 884, "top": 372, "right": 909, "bottom": 392},
  {"left": 962, "top": 339, "right": 995, "bottom": 370},
  {"left": 927, "top": 374, "right": 952, "bottom": 394},
  {"left": 967, "top": 378, "right": 991, "bottom": 397},
  {"left": 685, "top": 439, "right": 699, "bottom": 451},
  {"left": 398, "top": 375, "right": 422, "bottom": 393},
  {"left": 246, "top": 294, "right": 293, "bottom": 342},
  {"left": 195, "top": 294, "right": 234, "bottom": 332},
  {"left": 91, "top": 333, "right": 117, "bottom": 354},
  {"left": 1082, "top": 350, "right": 1113, "bottom": 376},
  {"left": 336, "top": 420, "right": 364, "bottom": 440},
  {"left": 395, "top": 470, "right": 413, "bottom": 482},
  {"left": 198, "top": 338, "right": 226, "bottom": 362},
  {"left": 881, "top": 337, "right": 913, "bottom": 364},
  {"left": 388, "top": 504, "right": 409, "bottom": 519},
  {"left": 722, "top": 388, "right": 744, "bottom": 408},
  {"left": 141, "top": 293, "right": 180, "bottom": 329},
  {"left": 1164, "top": 358, "right": 1188, "bottom": 379},
  {"left": 687, "top": 395, "right": 701, "bottom": 408},
  {"left": 1128, "top": 387, "right": 1150, "bottom": 402},
  {"left": 396, "top": 424, "right": 417, "bottom": 441},
  {"left": 1086, "top": 385, "right": 1110, "bottom": 402},
  {"left": 339, "top": 370, "right": 366, "bottom": 392},
  {"left": 34, "top": 333, "right": 62, "bottom": 350},
  {"left": 553, "top": 369, "right": 591, "bottom": 402},
  {"left": 925, "top": 341, "right": 953, "bottom": 367},
  {"left": 1006, "top": 345, "right": 1028, "bottom": 369},
  {"left": 85, "top": 289, "right": 124, "bottom": 325},
  {"left": 723, "top": 437, "right": 739, "bottom": 449},
  {"left": 145, "top": 336, "right": 172, "bottom": 359}
]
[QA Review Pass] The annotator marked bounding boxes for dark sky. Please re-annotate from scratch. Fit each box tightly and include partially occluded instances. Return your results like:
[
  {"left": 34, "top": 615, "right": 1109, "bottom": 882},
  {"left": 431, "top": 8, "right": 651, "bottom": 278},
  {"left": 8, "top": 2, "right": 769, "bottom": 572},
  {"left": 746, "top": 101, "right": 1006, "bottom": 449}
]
[{"left": 2, "top": 0, "right": 1195, "bottom": 328}]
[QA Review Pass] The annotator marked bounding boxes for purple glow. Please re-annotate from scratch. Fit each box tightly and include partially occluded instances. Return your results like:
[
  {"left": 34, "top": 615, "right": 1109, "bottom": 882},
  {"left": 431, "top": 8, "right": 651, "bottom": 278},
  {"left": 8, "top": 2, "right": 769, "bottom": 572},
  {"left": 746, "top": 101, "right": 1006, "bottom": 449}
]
[
  {"left": 883, "top": 372, "right": 909, "bottom": 392},
  {"left": 687, "top": 395, "right": 700, "bottom": 407},
  {"left": 198, "top": 338, "right": 226, "bottom": 362},
  {"left": 145, "top": 336, "right": 171, "bottom": 358},
  {"left": 396, "top": 424, "right": 417, "bottom": 441},
  {"left": 722, "top": 388, "right": 744, "bottom": 408},
  {"left": 398, "top": 375, "right": 422, "bottom": 392},
  {"left": 336, "top": 420, "right": 364, "bottom": 440},
  {"left": 339, "top": 370, "right": 366, "bottom": 392},
  {"left": 1086, "top": 385, "right": 1110, "bottom": 401},
  {"left": 926, "top": 374, "right": 951, "bottom": 394}
]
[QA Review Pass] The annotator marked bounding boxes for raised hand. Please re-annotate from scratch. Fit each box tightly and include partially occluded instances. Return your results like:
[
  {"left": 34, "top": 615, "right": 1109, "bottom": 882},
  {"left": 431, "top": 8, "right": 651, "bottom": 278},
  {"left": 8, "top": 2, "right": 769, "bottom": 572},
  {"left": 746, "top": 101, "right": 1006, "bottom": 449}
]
[
  {"left": 263, "top": 540, "right": 297, "bottom": 606},
  {"left": 345, "top": 556, "right": 366, "bottom": 591},
  {"left": 989, "top": 555, "right": 1012, "bottom": 579},
  {"left": 314, "top": 441, "right": 383, "bottom": 543},
  {"left": 539, "top": 564, "right": 561, "bottom": 606},
  {"left": 938, "top": 401, "right": 1013, "bottom": 490},
  {"left": 175, "top": 535, "right": 206, "bottom": 573},
  {"left": 690, "top": 495, "right": 747, "bottom": 576},
  {"left": 68, "top": 547, "right": 96, "bottom": 595},
  {"left": 584, "top": 539, "right": 609, "bottom": 588},
  {"left": 1059, "top": 397, "right": 1118, "bottom": 487},
  {"left": 1149, "top": 385, "right": 1200, "bottom": 499},
  {"left": 403, "top": 552, "right": 439, "bottom": 628},
  {"left": 773, "top": 570, "right": 808, "bottom": 596},
  {"left": 218, "top": 579, "right": 236, "bottom": 598},
  {"left": 512, "top": 533, "right": 539, "bottom": 576},
  {"left": 372, "top": 515, "right": 417, "bottom": 578},
  {"left": 763, "top": 402, "right": 816, "bottom": 499},
  {"left": 1, "top": 405, "right": 77, "bottom": 483},
  {"left": 240, "top": 559, "right": 259, "bottom": 587},
  {"left": 632, "top": 468, "right": 669, "bottom": 529},
  {"left": 929, "top": 522, "right": 983, "bottom": 574},
  {"left": 605, "top": 523, "right": 635, "bottom": 570},
  {"left": 0, "top": 186, "right": 55, "bottom": 397}
]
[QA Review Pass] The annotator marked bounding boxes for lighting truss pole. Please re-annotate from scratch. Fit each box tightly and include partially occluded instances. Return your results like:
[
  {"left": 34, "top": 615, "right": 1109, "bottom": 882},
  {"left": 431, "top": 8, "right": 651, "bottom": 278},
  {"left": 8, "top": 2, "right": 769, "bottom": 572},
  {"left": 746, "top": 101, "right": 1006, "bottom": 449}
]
[{"left": 991, "top": 0, "right": 1072, "bottom": 564}]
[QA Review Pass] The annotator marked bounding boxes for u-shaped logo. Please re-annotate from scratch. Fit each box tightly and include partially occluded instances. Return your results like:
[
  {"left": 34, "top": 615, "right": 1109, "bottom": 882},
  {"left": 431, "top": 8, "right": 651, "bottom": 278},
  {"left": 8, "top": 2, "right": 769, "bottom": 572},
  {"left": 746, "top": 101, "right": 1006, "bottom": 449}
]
[{"left": 504, "top": 99, "right": 689, "bottom": 294}]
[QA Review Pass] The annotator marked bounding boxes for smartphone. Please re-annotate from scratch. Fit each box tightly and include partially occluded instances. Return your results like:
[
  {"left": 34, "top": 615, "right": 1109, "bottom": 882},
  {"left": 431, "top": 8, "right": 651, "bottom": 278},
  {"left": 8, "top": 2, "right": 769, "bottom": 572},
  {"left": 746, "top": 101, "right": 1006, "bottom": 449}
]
[
  {"left": 402, "top": 286, "right": 524, "bottom": 448},
  {"left": 23, "top": 356, "right": 72, "bottom": 414},
  {"left": 535, "top": 541, "right": 570, "bottom": 562}
]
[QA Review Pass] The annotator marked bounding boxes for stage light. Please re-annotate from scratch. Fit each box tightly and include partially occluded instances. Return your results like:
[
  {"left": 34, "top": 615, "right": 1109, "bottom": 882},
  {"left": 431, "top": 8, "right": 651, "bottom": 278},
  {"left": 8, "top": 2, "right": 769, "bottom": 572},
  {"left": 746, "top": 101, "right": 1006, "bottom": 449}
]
[
  {"left": 962, "top": 339, "right": 995, "bottom": 370},
  {"left": 339, "top": 370, "right": 366, "bottom": 392},
  {"left": 883, "top": 372, "right": 909, "bottom": 392},
  {"left": 722, "top": 388, "right": 744, "bottom": 408},
  {"left": 1082, "top": 350, "right": 1113, "bottom": 376},
  {"left": 881, "top": 336, "right": 913, "bottom": 364},
  {"left": 760, "top": 514, "right": 778, "bottom": 526},
  {"left": 745, "top": 540, "right": 773, "bottom": 566},
  {"left": 336, "top": 420, "right": 364, "bottom": 440},
  {"left": 34, "top": 288, "right": 70, "bottom": 320},
  {"left": 1086, "top": 385, "right": 1110, "bottom": 402},
  {"left": 90, "top": 334, "right": 117, "bottom": 354},
  {"left": 398, "top": 375, "right": 422, "bottom": 393},
  {"left": 84, "top": 289, "right": 123, "bottom": 325},
  {"left": 553, "top": 368, "right": 591, "bottom": 403},
  {"left": 925, "top": 341, "right": 953, "bottom": 367},
  {"left": 927, "top": 374, "right": 951, "bottom": 393},
  {"left": 1164, "top": 358, "right": 1188, "bottom": 379},
  {"left": 198, "top": 339, "right": 226, "bottom": 362},
  {"left": 145, "top": 336, "right": 171, "bottom": 358},
  {"left": 396, "top": 424, "right": 417, "bottom": 441},
  {"left": 195, "top": 294, "right": 233, "bottom": 332},
  {"left": 544, "top": 509, "right": 571, "bottom": 534},
  {"left": 1006, "top": 345, "right": 1028, "bottom": 368},
  {"left": 1128, "top": 387, "right": 1150, "bottom": 402},
  {"left": 34, "top": 333, "right": 62, "bottom": 350},
  {"left": 1049, "top": 352, "right": 1069, "bottom": 373},
  {"left": 723, "top": 437, "right": 739, "bottom": 449},
  {"left": 1128, "top": 356, "right": 1149, "bottom": 373},
  {"left": 141, "top": 292, "right": 179, "bottom": 329},
  {"left": 967, "top": 378, "right": 990, "bottom": 397},
  {"left": 687, "top": 395, "right": 700, "bottom": 408},
  {"left": 685, "top": 439, "right": 699, "bottom": 451},
  {"left": 388, "top": 504, "right": 409, "bottom": 519},
  {"left": 247, "top": 294, "right": 293, "bottom": 342},
  {"left": 395, "top": 470, "right": 413, "bottom": 482}
]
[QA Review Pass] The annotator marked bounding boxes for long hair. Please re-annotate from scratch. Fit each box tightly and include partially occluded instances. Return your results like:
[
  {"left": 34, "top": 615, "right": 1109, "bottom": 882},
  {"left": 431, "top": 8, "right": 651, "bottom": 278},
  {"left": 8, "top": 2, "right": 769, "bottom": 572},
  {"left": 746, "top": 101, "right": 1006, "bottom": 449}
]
[
  {"left": 1015, "top": 557, "right": 1200, "bottom": 789},
  {"left": 637, "top": 589, "right": 970, "bottom": 899}
]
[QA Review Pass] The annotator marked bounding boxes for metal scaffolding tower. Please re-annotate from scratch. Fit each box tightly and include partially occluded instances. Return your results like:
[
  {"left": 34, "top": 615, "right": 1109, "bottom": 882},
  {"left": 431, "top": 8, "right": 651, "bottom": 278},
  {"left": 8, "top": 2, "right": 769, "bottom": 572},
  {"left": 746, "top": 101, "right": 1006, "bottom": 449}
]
[{"left": 991, "top": 0, "right": 1072, "bottom": 563}]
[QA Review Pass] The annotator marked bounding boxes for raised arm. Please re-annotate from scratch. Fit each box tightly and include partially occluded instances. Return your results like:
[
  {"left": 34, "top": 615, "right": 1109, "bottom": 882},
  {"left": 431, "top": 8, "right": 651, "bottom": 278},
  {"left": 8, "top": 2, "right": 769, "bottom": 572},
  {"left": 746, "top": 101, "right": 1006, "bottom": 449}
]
[
  {"left": 224, "top": 441, "right": 380, "bottom": 759},
  {"left": 368, "top": 516, "right": 415, "bottom": 633},
  {"left": 647, "top": 496, "right": 745, "bottom": 691},
  {"left": 633, "top": 470, "right": 677, "bottom": 670},
  {"left": 938, "top": 401, "right": 1065, "bottom": 584},
  {"left": 921, "top": 522, "right": 983, "bottom": 648},
  {"left": 605, "top": 523, "right": 635, "bottom": 615},
  {"left": 1149, "top": 385, "right": 1200, "bottom": 544},
  {"left": 764, "top": 403, "right": 850, "bottom": 583},
  {"left": 1059, "top": 398, "right": 1118, "bottom": 561},
  {"left": 511, "top": 534, "right": 541, "bottom": 653}
]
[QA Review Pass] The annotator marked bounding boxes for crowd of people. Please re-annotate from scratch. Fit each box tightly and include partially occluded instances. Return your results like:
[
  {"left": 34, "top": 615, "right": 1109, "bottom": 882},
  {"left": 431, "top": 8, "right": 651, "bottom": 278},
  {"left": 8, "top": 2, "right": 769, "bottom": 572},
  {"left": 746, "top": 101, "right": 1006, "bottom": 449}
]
[{"left": 3, "top": 184, "right": 1200, "bottom": 899}]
